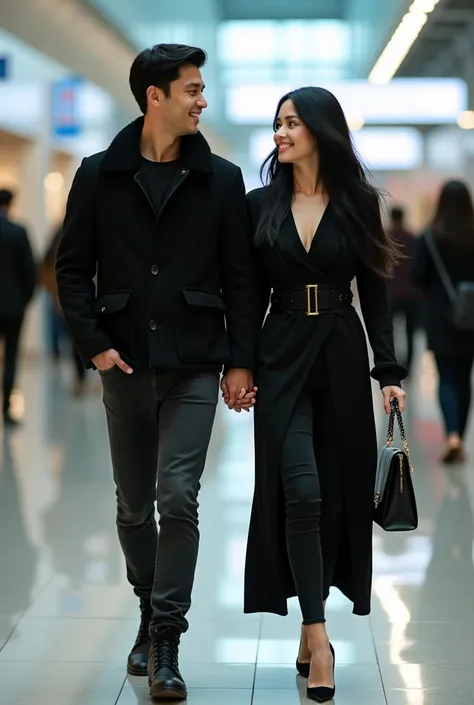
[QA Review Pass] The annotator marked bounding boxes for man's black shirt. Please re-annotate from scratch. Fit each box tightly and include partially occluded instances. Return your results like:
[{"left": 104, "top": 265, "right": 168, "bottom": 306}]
[{"left": 139, "top": 158, "right": 181, "bottom": 216}]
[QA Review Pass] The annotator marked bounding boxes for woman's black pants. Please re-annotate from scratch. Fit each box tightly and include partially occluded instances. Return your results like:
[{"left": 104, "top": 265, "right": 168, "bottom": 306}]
[{"left": 280, "top": 354, "right": 343, "bottom": 625}]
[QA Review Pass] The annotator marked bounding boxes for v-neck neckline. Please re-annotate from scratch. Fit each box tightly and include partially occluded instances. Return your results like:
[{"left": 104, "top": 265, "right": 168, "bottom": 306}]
[{"left": 291, "top": 201, "right": 331, "bottom": 255}]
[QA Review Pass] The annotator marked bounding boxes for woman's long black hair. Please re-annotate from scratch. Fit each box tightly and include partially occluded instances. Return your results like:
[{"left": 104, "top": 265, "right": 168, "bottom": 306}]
[
  {"left": 432, "top": 180, "right": 474, "bottom": 243},
  {"left": 254, "top": 86, "right": 400, "bottom": 277}
]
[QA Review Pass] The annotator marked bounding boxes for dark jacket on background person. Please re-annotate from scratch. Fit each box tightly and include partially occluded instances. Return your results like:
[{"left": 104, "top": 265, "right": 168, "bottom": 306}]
[
  {"left": 0, "top": 213, "right": 36, "bottom": 317},
  {"left": 386, "top": 225, "right": 421, "bottom": 301},
  {"left": 413, "top": 230, "right": 474, "bottom": 355},
  {"left": 56, "top": 117, "right": 258, "bottom": 371}
]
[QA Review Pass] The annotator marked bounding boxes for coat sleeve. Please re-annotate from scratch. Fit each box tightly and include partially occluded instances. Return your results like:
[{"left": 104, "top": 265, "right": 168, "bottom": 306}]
[
  {"left": 16, "top": 226, "right": 36, "bottom": 305},
  {"left": 56, "top": 159, "right": 113, "bottom": 366},
  {"left": 219, "top": 168, "right": 260, "bottom": 372},
  {"left": 356, "top": 260, "right": 407, "bottom": 389},
  {"left": 412, "top": 233, "right": 432, "bottom": 291}
]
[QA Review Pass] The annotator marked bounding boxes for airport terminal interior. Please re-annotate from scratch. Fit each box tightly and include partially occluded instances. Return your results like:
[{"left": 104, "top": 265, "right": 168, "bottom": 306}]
[{"left": 2, "top": 0, "right": 474, "bottom": 703}]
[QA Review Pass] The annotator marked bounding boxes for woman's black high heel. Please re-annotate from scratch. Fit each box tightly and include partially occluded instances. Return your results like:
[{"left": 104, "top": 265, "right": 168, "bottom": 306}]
[
  {"left": 296, "top": 641, "right": 333, "bottom": 681},
  {"left": 306, "top": 642, "right": 335, "bottom": 703},
  {"left": 296, "top": 638, "right": 310, "bottom": 678}
]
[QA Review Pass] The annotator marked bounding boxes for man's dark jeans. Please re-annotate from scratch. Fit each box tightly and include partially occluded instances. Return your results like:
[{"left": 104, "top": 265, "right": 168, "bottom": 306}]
[{"left": 101, "top": 367, "right": 219, "bottom": 633}]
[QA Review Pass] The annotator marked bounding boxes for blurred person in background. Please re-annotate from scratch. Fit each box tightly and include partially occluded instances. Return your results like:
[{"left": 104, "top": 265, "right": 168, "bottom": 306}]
[
  {"left": 56, "top": 43, "right": 258, "bottom": 701},
  {"left": 413, "top": 180, "right": 474, "bottom": 464},
  {"left": 0, "top": 189, "right": 36, "bottom": 427},
  {"left": 47, "top": 300, "right": 69, "bottom": 362},
  {"left": 40, "top": 225, "right": 87, "bottom": 397},
  {"left": 387, "top": 206, "right": 421, "bottom": 373},
  {"left": 225, "top": 87, "right": 406, "bottom": 703}
]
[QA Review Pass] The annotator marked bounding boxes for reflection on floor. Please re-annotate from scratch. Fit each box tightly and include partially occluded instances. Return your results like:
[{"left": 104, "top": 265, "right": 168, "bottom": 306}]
[{"left": 0, "top": 349, "right": 473, "bottom": 705}]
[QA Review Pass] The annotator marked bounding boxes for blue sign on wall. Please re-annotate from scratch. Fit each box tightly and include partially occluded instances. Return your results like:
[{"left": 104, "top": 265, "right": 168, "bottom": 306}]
[
  {"left": 51, "top": 77, "right": 83, "bottom": 138},
  {"left": 0, "top": 57, "right": 8, "bottom": 80}
]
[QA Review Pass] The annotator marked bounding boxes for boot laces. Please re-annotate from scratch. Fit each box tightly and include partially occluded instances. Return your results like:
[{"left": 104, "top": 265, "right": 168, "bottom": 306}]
[
  {"left": 133, "top": 601, "right": 151, "bottom": 649},
  {"left": 153, "top": 628, "right": 180, "bottom": 674}
]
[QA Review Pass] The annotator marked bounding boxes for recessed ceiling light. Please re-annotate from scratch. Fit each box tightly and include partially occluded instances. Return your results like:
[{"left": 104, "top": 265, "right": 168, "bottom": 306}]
[{"left": 369, "top": 0, "right": 440, "bottom": 84}]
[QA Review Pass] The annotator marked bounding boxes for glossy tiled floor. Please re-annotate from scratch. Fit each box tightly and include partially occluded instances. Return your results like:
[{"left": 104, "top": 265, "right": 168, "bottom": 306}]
[{"left": 1, "top": 344, "right": 474, "bottom": 705}]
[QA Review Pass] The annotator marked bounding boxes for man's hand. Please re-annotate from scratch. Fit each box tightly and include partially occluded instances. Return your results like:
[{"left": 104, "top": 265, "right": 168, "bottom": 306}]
[
  {"left": 221, "top": 378, "right": 258, "bottom": 412},
  {"left": 221, "top": 368, "right": 256, "bottom": 411},
  {"left": 92, "top": 349, "right": 133, "bottom": 375}
]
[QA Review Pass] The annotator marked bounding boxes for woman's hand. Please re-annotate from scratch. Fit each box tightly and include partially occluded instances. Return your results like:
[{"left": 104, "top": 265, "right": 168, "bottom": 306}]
[
  {"left": 221, "top": 375, "right": 258, "bottom": 412},
  {"left": 381, "top": 385, "right": 406, "bottom": 414}
]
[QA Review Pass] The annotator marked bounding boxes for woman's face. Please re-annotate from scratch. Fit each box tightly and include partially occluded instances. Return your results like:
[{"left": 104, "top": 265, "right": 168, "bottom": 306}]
[{"left": 273, "top": 99, "right": 317, "bottom": 164}]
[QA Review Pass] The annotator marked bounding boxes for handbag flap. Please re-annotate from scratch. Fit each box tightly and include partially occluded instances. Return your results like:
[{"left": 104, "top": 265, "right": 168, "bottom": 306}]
[{"left": 375, "top": 446, "right": 402, "bottom": 503}]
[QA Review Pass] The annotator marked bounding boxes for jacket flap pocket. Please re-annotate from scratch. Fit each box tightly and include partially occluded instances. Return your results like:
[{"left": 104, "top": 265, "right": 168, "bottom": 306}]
[
  {"left": 181, "top": 288, "right": 226, "bottom": 311},
  {"left": 94, "top": 291, "right": 131, "bottom": 315}
]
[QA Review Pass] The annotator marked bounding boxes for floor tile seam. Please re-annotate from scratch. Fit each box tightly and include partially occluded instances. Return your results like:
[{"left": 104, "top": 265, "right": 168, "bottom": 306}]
[
  {"left": 113, "top": 675, "right": 127, "bottom": 705},
  {"left": 250, "top": 615, "right": 264, "bottom": 704},
  {"left": 369, "top": 616, "right": 389, "bottom": 705},
  {"left": 0, "top": 576, "right": 57, "bottom": 650},
  {"left": 0, "top": 624, "right": 18, "bottom": 656},
  {"left": 14, "top": 575, "right": 66, "bottom": 621},
  {"left": 0, "top": 606, "right": 35, "bottom": 655}
]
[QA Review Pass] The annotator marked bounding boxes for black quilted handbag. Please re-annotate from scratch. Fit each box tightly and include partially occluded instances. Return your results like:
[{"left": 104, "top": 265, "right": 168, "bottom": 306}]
[{"left": 374, "top": 399, "right": 418, "bottom": 531}]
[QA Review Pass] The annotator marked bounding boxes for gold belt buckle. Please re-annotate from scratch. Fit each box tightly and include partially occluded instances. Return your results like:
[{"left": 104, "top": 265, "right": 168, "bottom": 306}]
[{"left": 306, "top": 284, "right": 319, "bottom": 316}]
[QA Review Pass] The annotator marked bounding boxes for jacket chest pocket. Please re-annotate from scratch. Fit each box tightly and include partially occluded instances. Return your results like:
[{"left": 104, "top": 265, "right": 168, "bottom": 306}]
[{"left": 177, "top": 288, "right": 230, "bottom": 365}]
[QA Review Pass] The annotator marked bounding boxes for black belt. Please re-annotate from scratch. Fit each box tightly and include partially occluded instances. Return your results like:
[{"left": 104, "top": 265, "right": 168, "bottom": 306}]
[{"left": 271, "top": 285, "right": 353, "bottom": 316}]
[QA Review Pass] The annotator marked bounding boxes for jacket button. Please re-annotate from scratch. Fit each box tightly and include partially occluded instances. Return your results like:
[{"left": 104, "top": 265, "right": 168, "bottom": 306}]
[
  {"left": 101, "top": 306, "right": 106, "bottom": 312},
  {"left": 149, "top": 320, "right": 157, "bottom": 331},
  {"left": 151, "top": 265, "right": 159, "bottom": 276},
  {"left": 181, "top": 169, "right": 187, "bottom": 175}
]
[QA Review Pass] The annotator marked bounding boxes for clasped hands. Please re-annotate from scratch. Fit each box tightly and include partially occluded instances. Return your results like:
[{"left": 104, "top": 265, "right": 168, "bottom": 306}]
[
  {"left": 221, "top": 368, "right": 258, "bottom": 413},
  {"left": 222, "top": 376, "right": 406, "bottom": 415}
]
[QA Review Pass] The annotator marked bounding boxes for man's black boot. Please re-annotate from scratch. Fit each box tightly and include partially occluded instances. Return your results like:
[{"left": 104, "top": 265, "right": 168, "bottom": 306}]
[
  {"left": 127, "top": 599, "right": 152, "bottom": 676},
  {"left": 148, "top": 626, "right": 186, "bottom": 701}
]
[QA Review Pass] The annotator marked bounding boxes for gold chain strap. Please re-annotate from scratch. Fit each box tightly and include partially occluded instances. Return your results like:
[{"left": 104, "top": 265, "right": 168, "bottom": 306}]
[{"left": 386, "top": 399, "right": 414, "bottom": 473}]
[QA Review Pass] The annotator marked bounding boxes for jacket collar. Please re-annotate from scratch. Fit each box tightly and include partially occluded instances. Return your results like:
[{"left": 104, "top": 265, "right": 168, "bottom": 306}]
[{"left": 100, "top": 116, "right": 214, "bottom": 175}]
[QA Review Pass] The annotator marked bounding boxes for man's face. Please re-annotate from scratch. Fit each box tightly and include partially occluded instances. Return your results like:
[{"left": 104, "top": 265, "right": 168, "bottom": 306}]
[{"left": 160, "top": 64, "right": 208, "bottom": 136}]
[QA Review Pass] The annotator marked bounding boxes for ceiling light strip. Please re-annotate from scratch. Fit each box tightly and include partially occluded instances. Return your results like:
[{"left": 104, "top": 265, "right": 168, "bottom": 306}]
[{"left": 369, "top": 0, "right": 441, "bottom": 85}]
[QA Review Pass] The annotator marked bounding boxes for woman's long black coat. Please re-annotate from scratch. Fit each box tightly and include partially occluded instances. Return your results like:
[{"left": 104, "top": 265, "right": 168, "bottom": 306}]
[{"left": 244, "top": 187, "right": 406, "bottom": 617}]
